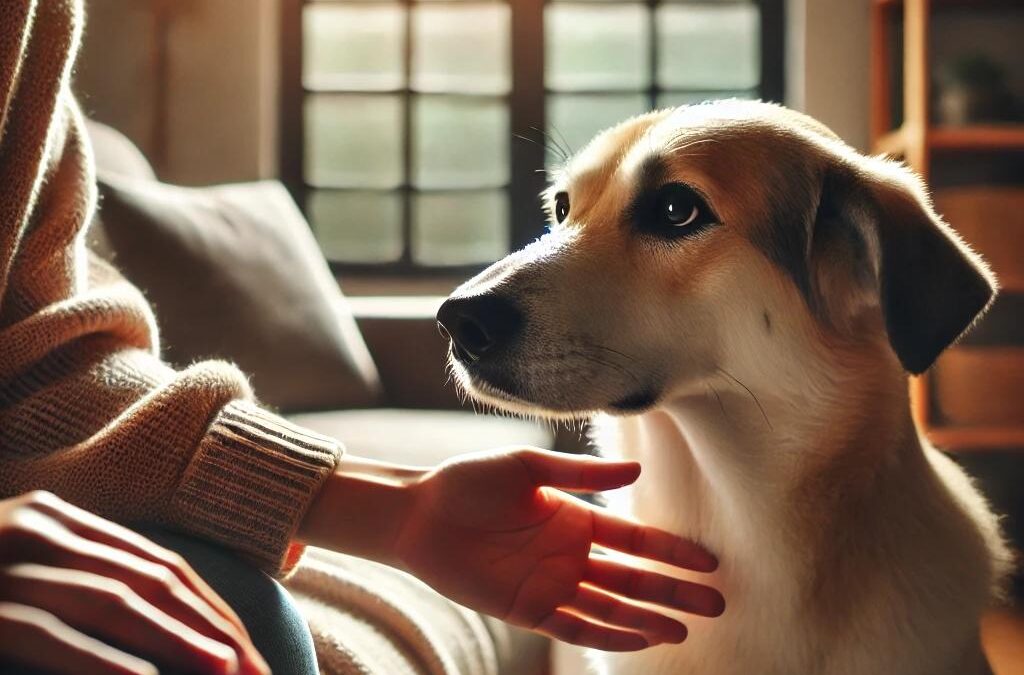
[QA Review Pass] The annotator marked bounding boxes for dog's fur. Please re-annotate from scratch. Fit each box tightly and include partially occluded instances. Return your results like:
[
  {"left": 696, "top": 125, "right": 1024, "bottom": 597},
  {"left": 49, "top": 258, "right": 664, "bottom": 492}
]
[{"left": 443, "top": 101, "right": 1013, "bottom": 675}]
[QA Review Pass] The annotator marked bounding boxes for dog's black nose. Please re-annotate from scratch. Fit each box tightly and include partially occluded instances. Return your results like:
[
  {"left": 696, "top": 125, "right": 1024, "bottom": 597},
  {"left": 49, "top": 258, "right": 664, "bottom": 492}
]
[{"left": 437, "top": 294, "right": 523, "bottom": 363}]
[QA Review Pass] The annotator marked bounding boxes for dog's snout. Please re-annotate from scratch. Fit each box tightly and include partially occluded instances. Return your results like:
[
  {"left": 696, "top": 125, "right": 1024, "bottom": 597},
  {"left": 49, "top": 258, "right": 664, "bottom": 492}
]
[{"left": 437, "top": 295, "right": 523, "bottom": 363}]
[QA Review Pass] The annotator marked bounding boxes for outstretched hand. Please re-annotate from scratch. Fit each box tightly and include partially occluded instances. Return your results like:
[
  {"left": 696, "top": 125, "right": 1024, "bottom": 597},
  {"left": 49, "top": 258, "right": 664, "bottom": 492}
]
[{"left": 394, "top": 448, "right": 724, "bottom": 651}]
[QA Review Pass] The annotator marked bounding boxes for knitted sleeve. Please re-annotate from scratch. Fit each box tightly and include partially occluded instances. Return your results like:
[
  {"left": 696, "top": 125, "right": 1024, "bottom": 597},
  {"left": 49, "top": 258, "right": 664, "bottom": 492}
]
[{"left": 0, "top": 1, "right": 341, "bottom": 575}]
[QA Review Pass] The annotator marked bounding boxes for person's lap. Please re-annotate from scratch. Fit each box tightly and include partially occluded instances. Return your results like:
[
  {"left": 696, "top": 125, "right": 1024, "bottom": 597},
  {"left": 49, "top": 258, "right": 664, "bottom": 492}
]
[
  {"left": 139, "top": 529, "right": 318, "bottom": 675},
  {"left": 6, "top": 529, "right": 318, "bottom": 675}
]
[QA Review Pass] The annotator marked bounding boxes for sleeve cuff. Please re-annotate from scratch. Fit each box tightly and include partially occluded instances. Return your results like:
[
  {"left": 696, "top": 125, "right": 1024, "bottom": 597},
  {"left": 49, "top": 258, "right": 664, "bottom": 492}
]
[{"left": 171, "top": 400, "right": 342, "bottom": 576}]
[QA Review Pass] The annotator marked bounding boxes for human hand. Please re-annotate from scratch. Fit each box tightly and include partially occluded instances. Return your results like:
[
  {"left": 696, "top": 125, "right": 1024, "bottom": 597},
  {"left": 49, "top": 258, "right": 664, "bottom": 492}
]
[
  {"left": 0, "top": 491, "right": 269, "bottom": 675},
  {"left": 395, "top": 448, "right": 724, "bottom": 651}
]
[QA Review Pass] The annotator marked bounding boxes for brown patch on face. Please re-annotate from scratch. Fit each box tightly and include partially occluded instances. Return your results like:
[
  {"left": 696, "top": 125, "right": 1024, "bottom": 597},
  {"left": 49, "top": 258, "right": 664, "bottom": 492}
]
[
  {"left": 664, "top": 129, "right": 823, "bottom": 298},
  {"left": 550, "top": 111, "right": 669, "bottom": 227},
  {"left": 540, "top": 104, "right": 840, "bottom": 327},
  {"left": 646, "top": 225, "right": 749, "bottom": 302}
]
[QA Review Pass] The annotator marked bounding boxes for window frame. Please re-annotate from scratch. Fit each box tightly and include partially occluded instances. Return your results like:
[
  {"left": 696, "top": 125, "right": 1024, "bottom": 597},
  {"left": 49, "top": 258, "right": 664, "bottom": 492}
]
[{"left": 279, "top": 0, "right": 785, "bottom": 279}]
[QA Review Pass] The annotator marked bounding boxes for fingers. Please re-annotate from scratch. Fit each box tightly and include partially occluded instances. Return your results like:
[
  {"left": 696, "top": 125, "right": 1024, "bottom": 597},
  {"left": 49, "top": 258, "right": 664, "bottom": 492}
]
[
  {"left": 535, "top": 607, "right": 650, "bottom": 652},
  {"left": 567, "top": 584, "right": 687, "bottom": 645},
  {"left": 4, "top": 499, "right": 267, "bottom": 675},
  {"left": 1, "top": 564, "right": 240, "bottom": 675},
  {"left": 26, "top": 491, "right": 249, "bottom": 638},
  {"left": 44, "top": 541, "right": 267, "bottom": 675},
  {"left": 0, "top": 601, "right": 157, "bottom": 675},
  {"left": 514, "top": 449, "right": 642, "bottom": 492},
  {"left": 591, "top": 511, "right": 718, "bottom": 573},
  {"left": 584, "top": 557, "right": 725, "bottom": 618}
]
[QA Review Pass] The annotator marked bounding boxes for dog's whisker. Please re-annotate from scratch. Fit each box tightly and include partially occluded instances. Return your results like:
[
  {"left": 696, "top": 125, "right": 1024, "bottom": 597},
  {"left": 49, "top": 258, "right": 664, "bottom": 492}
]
[
  {"left": 716, "top": 366, "right": 773, "bottom": 431},
  {"left": 573, "top": 350, "right": 645, "bottom": 390},
  {"left": 528, "top": 125, "right": 572, "bottom": 164},
  {"left": 590, "top": 343, "right": 641, "bottom": 366},
  {"left": 548, "top": 123, "right": 576, "bottom": 160},
  {"left": 534, "top": 125, "right": 568, "bottom": 161},
  {"left": 708, "top": 381, "right": 730, "bottom": 423},
  {"left": 512, "top": 133, "right": 551, "bottom": 156}
]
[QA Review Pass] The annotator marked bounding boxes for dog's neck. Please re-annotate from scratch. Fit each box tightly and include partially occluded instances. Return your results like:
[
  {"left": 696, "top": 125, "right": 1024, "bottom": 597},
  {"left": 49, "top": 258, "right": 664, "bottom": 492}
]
[{"left": 602, "top": 329, "right": 922, "bottom": 575}]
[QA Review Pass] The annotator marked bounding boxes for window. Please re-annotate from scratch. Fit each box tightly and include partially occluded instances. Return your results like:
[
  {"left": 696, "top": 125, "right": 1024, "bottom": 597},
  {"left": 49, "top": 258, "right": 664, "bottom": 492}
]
[{"left": 280, "top": 0, "right": 784, "bottom": 278}]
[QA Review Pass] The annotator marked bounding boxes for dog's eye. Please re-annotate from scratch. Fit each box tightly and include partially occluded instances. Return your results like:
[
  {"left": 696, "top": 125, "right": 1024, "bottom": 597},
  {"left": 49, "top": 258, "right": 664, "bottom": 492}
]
[
  {"left": 554, "top": 192, "right": 570, "bottom": 223},
  {"left": 630, "top": 182, "right": 717, "bottom": 240},
  {"left": 663, "top": 192, "right": 699, "bottom": 227},
  {"left": 658, "top": 183, "right": 711, "bottom": 230}
]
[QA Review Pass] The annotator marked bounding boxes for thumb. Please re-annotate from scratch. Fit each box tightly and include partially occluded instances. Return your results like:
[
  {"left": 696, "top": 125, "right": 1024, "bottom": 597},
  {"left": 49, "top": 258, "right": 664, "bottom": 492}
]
[{"left": 513, "top": 449, "right": 641, "bottom": 492}]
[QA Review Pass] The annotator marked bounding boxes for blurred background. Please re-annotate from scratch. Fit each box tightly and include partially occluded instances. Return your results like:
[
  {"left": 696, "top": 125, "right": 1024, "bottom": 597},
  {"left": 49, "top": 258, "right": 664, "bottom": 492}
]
[
  {"left": 74, "top": 1, "right": 1024, "bottom": 669},
  {"left": 77, "top": 0, "right": 789, "bottom": 284}
]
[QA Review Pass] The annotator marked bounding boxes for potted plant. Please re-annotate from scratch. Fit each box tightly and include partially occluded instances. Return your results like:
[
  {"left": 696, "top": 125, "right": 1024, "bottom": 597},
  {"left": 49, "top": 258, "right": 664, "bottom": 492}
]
[{"left": 936, "top": 54, "right": 1018, "bottom": 125}]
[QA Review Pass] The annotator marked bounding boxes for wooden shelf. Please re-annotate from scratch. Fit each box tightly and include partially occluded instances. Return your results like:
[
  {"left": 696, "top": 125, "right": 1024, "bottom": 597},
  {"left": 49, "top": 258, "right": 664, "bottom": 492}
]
[
  {"left": 930, "top": 125, "right": 1024, "bottom": 151},
  {"left": 874, "top": 0, "right": 1024, "bottom": 8},
  {"left": 874, "top": 124, "right": 1024, "bottom": 156},
  {"left": 872, "top": 0, "right": 1024, "bottom": 455},
  {"left": 874, "top": 127, "right": 909, "bottom": 157},
  {"left": 998, "top": 277, "right": 1024, "bottom": 293},
  {"left": 933, "top": 346, "right": 1024, "bottom": 450},
  {"left": 927, "top": 427, "right": 1024, "bottom": 451}
]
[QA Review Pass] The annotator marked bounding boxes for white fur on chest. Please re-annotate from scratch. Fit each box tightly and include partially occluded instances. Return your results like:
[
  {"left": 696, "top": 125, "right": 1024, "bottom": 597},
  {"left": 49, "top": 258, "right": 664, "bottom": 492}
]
[
  {"left": 592, "top": 412, "right": 808, "bottom": 675},
  {"left": 552, "top": 411, "right": 999, "bottom": 675}
]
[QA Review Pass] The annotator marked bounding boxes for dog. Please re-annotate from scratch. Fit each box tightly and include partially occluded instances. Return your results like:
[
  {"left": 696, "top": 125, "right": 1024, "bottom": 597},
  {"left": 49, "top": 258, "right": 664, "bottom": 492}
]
[{"left": 436, "top": 100, "right": 1013, "bottom": 675}]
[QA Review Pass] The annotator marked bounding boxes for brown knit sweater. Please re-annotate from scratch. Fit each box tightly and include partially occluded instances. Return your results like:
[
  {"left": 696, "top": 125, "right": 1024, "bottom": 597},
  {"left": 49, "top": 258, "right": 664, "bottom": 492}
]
[{"left": 0, "top": 1, "right": 341, "bottom": 575}]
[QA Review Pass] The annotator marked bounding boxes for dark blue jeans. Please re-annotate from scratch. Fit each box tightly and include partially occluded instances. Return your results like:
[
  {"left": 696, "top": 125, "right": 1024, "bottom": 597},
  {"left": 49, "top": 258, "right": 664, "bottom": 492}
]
[{"left": 141, "top": 529, "right": 318, "bottom": 675}]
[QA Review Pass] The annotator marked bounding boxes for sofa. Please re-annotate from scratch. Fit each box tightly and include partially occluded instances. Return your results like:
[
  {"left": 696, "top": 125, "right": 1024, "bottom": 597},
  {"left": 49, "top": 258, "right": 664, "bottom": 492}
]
[{"left": 85, "top": 120, "right": 551, "bottom": 674}]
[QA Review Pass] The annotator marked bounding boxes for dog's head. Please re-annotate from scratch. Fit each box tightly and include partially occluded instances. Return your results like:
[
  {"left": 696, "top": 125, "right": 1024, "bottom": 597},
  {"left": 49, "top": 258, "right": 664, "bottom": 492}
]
[{"left": 438, "top": 100, "right": 995, "bottom": 419}]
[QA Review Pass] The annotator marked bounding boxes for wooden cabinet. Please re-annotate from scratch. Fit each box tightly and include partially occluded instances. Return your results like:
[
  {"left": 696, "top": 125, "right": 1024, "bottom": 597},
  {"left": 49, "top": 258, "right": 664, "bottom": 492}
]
[{"left": 870, "top": 0, "right": 1024, "bottom": 452}]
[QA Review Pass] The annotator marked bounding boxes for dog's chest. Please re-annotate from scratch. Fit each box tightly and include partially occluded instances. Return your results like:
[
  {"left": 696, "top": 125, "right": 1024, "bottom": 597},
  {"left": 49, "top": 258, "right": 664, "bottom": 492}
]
[
  {"left": 579, "top": 414, "right": 996, "bottom": 675},
  {"left": 589, "top": 414, "right": 809, "bottom": 675}
]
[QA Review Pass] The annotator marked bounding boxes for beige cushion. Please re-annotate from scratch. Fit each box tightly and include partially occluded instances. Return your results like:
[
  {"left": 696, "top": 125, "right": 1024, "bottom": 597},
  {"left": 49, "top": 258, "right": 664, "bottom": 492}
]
[
  {"left": 287, "top": 548, "right": 549, "bottom": 675},
  {"left": 288, "top": 408, "right": 553, "bottom": 466},
  {"left": 95, "top": 174, "right": 382, "bottom": 412},
  {"left": 85, "top": 119, "right": 157, "bottom": 181}
]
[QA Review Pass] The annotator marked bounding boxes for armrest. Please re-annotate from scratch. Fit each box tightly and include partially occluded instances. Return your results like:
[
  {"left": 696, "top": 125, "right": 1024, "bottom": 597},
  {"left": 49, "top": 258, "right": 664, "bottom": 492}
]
[{"left": 348, "top": 296, "right": 462, "bottom": 410}]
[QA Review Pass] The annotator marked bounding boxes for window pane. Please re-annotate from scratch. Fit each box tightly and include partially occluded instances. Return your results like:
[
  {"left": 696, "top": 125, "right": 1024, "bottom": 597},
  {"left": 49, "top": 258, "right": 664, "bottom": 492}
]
[
  {"left": 303, "top": 4, "right": 405, "bottom": 91},
  {"left": 546, "top": 4, "right": 650, "bottom": 91},
  {"left": 309, "top": 190, "right": 403, "bottom": 263},
  {"left": 656, "top": 4, "right": 760, "bottom": 90},
  {"left": 412, "top": 191, "right": 508, "bottom": 265},
  {"left": 657, "top": 90, "right": 757, "bottom": 108},
  {"left": 547, "top": 93, "right": 648, "bottom": 166},
  {"left": 413, "top": 96, "right": 509, "bottom": 189},
  {"left": 412, "top": 4, "right": 511, "bottom": 94},
  {"left": 305, "top": 94, "right": 404, "bottom": 189}
]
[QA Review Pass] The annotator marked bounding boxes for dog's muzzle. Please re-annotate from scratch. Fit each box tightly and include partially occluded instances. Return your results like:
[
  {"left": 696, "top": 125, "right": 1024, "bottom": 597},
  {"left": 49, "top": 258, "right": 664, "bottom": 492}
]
[{"left": 436, "top": 294, "right": 523, "bottom": 364}]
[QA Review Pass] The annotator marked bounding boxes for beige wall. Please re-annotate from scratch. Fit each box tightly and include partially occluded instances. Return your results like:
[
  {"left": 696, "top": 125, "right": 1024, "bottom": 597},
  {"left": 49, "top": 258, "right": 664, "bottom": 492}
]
[
  {"left": 787, "top": 0, "right": 872, "bottom": 152},
  {"left": 76, "top": 0, "right": 278, "bottom": 185}
]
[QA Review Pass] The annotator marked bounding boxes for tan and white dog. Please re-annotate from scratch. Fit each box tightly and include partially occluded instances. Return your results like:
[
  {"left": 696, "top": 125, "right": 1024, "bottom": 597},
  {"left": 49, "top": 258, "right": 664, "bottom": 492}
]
[{"left": 436, "top": 100, "right": 1013, "bottom": 675}]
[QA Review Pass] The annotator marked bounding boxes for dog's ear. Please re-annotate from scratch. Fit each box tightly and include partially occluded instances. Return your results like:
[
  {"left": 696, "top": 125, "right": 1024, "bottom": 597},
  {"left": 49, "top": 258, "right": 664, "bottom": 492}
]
[{"left": 809, "top": 160, "right": 997, "bottom": 374}]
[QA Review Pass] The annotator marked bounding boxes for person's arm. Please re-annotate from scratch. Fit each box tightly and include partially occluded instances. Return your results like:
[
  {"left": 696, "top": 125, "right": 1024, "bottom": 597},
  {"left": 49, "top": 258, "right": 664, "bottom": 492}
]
[
  {"left": 299, "top": 447, "right": 724, "bottom": 651},
  {"left": 0, "top": 0, "right": 339, "bottom": 575}
]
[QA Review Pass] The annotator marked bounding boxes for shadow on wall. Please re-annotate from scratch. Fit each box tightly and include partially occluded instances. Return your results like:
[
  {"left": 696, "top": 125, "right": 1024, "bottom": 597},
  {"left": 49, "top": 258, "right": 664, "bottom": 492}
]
[{"left": 75, "top": 0, "right": 278, "bottom": 185}]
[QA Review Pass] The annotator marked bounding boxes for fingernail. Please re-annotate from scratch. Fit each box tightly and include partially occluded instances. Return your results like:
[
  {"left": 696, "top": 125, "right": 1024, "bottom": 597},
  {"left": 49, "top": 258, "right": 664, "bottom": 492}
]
[
  {"left": 676, "top": 540, "right": 718, "bottom": 572},
  {"left": 666, "top": 623, "right": 688, "bottom": 643},
  {"left": 708, "top": 591, "right": 726, "bottom": 617},
  {"left": 698, "top": 548, "right": 719, "bottom": 572}
]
